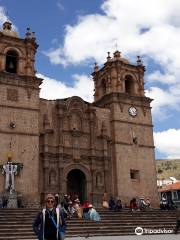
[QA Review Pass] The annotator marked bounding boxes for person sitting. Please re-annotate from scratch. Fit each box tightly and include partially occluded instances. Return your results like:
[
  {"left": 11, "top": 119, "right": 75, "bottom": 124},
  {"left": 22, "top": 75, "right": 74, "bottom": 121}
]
[
  {"left": 73, "top": 199, "right": 83, "bottom": 218},
  {"left": 68, "top": 201, "right": 76, "bottom": 218},
  {"left": 114, "top": 199, "right": 122, "bottom": 212},
  {"left": 139, "top": 197, "right": 150, "bottom": 210},
  {"left": 130, "top": 198, "right": 138, "bottom": 211},
  {"left": 60, "top": 202, "right": 69, "bottom": 218},
  {"left": 2, "top": 197, "right": 8, "bottom": 208},
  {"left": 160, "top": 197, "right": 168, "bottom": 210},
  {"left": 108, "top": 196, "right": 116, "bottom": 210},
  {"left": 102, "top": 192, "right": 109, "bottom": 208},
  {"left": 167, "top": 198, "right": 177, "bottom": 210},
  {"left": 55, "top": 194, "right": 61, "bottom": 209},
  {"left": 82, "top": 200, "right": 90, "bottom": 219},
  {"left": 88, "top": 204, "right": 101, "bottom": 221},
  {"left": 62, "top": 194, "right": 70, "bottom": 212}
]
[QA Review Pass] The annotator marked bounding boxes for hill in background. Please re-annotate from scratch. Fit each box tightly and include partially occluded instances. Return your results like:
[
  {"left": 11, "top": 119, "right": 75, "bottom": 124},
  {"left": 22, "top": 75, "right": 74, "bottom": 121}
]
[{"left": 156, "top": 159, "right": 180, "bottom": 180}]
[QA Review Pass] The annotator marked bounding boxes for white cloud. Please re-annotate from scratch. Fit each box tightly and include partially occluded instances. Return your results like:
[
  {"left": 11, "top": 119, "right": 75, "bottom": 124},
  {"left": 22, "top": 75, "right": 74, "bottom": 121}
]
[
  {"left": 154, "top": 129, "right": 180, "bottom": 158},
  {"left": 44, "top": 0, "right": 180, "bottom": 119},
  {"left": 0, "top": 6, "right": 8, "bottom": 24},
  {"left": 44, "top": 0, "right": 180, "bottom": 120},
  {"left": 147, "top": 71, "right": 176, "bottom": 85},
  {"left": 38, "top": 73, "right": 93, "bottom": 102},
  {"left": 0, "top": 6, "right": 18, "bottom": 33},
  {"left": 145, "top": 87, "right": 180, "bottom": 119},
  {"left": 45, "top": 0, "right": 180, "bottom": 66}
]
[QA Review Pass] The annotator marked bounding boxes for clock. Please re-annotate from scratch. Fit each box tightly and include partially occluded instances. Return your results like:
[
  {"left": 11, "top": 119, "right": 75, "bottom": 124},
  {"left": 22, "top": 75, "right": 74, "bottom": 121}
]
[{"left": 128, "top": 106, "right": 137, "bottom": 117}]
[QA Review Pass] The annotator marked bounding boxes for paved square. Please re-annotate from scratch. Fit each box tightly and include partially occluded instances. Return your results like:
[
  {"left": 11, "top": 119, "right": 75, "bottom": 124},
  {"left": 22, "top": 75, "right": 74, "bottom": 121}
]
[{"left": 67, "top": 234, "right": 179, "bottom": 240}]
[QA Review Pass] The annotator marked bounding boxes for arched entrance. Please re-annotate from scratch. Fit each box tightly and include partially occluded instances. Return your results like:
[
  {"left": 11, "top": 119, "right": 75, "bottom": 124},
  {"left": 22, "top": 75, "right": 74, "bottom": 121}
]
[{"left": 67, "top": 169, "right": 87, "bottom": 202}]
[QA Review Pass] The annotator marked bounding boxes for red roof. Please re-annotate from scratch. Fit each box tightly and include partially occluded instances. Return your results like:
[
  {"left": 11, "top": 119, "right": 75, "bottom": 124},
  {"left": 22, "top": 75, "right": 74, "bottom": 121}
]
[{"left": 159, "top": 182, "right": 180, "bottom": 192}]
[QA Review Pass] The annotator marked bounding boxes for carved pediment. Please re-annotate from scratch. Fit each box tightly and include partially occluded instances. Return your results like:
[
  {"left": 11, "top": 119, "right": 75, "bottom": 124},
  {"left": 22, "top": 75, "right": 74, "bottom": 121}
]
[{"left": 66, "top": 96, "right": 87, "bottom": 111}]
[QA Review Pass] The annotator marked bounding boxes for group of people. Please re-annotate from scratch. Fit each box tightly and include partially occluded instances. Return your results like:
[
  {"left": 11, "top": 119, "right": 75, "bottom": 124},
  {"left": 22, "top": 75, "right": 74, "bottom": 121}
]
[
  {"left": 130, "top": 197, "right": 151, "bottom": 211},
  {"left": 107, "top": 196, "right": 122, "bottom": 211},
  {"left": 160, "top": 197, "right": 177, "bottom": 210},
  {"left": 103, "top": 196, "right": 151, "bottom": 212},
  {"left": 33, "top": 193, "right": 101, "bottom": 240},
  {"left": 54, "top": 194, "right": 101, "bottom": 221}
]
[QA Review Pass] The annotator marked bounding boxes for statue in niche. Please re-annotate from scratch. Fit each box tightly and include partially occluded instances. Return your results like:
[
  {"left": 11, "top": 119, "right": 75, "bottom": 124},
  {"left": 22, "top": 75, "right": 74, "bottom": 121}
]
[
  {"left": 96, "top": 172, "right": 103, "bottom": 187},
  {"left": 71, "top": 113, "right": 82, "bottom": 131},
  {"left": 49, "top": 170, "right": 57, "bottom": 186}
]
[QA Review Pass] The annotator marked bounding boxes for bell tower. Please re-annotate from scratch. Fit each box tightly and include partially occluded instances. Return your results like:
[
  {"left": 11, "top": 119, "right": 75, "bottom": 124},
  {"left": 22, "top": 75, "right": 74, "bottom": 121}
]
[
  {"left": 92, "top": 50, "right": 145, "bottom": 101},
  {"left": 0, "top": 21, "right": 42, "bottom": 205},
  {"left": 92, "top": 51, "right": 158, "bottom": 206}
]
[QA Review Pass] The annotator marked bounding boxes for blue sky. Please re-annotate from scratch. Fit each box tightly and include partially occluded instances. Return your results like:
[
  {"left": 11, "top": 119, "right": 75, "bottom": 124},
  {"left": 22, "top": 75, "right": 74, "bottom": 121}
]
[{"left": 0, "top": 0, "right": 180, "bottom": 159}]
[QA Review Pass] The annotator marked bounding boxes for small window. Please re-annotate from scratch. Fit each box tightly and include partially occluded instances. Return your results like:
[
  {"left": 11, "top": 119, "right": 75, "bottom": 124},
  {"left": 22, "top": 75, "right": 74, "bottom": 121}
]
[
  {"left": 130, "top": 169, "right": 140, "bottom": 180},
  {"left": 172, "top": 191, "right": 178, "bottom": 200},
  {"left": 5, "top": 50, "right": 18, "bottom": 73}
]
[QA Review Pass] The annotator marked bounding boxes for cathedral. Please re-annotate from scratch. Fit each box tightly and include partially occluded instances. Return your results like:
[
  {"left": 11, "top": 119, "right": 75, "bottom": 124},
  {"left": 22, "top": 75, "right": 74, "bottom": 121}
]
[{"left": 0, "top": 22, "right": 159, "bottom": 207}]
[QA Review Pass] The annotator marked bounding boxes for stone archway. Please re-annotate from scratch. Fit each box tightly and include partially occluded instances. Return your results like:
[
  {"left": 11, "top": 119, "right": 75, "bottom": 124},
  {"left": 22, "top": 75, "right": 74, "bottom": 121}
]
[{"left": 67, "top": 169, "right": 87, "bottom": 202}]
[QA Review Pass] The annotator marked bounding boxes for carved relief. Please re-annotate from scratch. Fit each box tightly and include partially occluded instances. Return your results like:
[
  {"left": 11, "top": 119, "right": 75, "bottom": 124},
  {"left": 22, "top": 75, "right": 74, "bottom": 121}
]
[
  {"left": 71, "top": 101, "right": 81, "bottom": 109},
  {"left": 141, "top": 106, "right": 147, "bottom": 116},
  {"left": 73, "top": 137, "right": 80, "bottom": 147},
  {"left": 7, "top": 88, "right": 18, "bottom": 101},
  {"left": 82, "top": 136, "right": 89, "bottom": 148},
  {"left": 26, "top": 88, "right": 33, "bottom": 99},
  {"left": 96, "top": 172, "right": 104, "bottom": 187},
  {"left": 118, "top": 103, "right": 124, "bottom": 112},
  {"left": 63, "top": 117, "right": 69, "bottom": 130},
  {"left": 71, "top": 113, "right": 82, "bottom": 131},
  {"left": 63, "top": 134, "right": 72, "bottom": 147},
  {"left": 49, "top": 169, "right": 57, "bottom": 187},
  {"left": 84, "top": 121, "right": 89, "bottom": 132},
  {"left": 67, "top": 96, "right": 86, "bottom": 112}
]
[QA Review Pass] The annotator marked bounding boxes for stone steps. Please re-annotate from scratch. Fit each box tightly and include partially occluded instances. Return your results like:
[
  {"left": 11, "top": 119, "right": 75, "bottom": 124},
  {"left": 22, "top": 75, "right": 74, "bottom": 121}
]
[{"left": 0, "top": 208, "right": 178, "bottom": 239}]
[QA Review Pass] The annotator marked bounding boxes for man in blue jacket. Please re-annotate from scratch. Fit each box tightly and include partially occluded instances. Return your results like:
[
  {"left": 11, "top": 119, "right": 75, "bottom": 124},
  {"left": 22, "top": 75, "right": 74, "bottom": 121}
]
[{"left": 33, "top": 193, "right": 66, "bottom": 240}]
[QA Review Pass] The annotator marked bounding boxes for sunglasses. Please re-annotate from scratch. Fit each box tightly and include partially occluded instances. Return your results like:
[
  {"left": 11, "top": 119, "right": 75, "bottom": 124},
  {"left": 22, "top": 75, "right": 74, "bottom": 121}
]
[{"left": 47, "top": 200, "right": 54, "bottom": 204}]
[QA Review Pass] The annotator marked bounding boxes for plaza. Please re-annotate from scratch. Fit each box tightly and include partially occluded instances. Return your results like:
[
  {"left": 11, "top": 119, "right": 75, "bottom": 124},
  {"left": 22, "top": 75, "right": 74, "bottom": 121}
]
[{"left": 68, "top": 235, "right": 179, "bottom": 240}]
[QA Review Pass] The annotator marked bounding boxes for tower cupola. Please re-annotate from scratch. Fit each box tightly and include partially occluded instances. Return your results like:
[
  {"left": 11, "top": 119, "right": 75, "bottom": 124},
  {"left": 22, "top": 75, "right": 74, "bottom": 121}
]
[
  {"left": 0, "top": 21, "right": 38, "bottom": 76},
  {"left": 92, "top": 51, "right": 145, "bottom": 102},
  {"left": 2, "top": 21, "right": 19, "bottom": 38}
]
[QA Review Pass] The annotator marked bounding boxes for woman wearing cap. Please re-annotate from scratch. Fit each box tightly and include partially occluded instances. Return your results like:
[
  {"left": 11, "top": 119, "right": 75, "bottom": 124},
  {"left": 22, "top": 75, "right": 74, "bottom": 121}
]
[{"left": 33, "top": 193, "right": 66, "bottom": 240}]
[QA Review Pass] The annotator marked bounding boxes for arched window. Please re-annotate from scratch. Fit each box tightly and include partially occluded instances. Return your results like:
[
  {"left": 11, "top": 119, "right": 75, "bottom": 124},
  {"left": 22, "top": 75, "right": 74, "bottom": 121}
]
[
  {"left": 124, "top": 75, "right": 134, "bottom": 94},
  {"left": 5, "top": 50, "right": 18, "bottom": 73}
]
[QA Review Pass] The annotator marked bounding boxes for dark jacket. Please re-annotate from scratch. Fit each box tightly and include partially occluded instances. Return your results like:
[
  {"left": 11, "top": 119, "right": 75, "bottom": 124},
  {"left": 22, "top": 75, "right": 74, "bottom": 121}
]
[{"left": 33, "top": 208, "right": 66, "bottom": 240}]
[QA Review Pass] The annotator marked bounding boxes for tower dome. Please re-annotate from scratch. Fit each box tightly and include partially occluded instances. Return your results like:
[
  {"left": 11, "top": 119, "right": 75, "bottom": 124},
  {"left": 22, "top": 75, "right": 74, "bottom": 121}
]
[
  {"left": 113, "top": 50, "right": 129, "bottom": 64},
  {"left": 1, "top": 21, "right": 19, "bottom": 38}
]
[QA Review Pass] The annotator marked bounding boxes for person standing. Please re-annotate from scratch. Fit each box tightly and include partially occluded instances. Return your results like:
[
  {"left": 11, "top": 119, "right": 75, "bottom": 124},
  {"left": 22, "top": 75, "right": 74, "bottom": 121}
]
[{"left": 33, "top": 193, "right": 66, "bottom": 240}]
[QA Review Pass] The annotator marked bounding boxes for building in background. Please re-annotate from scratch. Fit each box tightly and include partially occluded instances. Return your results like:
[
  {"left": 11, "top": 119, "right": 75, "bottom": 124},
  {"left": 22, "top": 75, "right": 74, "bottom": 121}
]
[{"left": 0, "top": 22, "right": 159, "bottom": 207}]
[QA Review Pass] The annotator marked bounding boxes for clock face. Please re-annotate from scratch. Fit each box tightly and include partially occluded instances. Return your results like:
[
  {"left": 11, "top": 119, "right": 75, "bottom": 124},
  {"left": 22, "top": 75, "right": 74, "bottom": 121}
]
[{"left": 128, "top": 106, "right": 137, "bottom": 117}]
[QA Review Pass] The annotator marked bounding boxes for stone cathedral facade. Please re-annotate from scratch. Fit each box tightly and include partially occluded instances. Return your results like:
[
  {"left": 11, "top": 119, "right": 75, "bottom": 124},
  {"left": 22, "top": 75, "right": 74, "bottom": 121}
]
[{"left": 0, "top": 22, "right": 159, "bottom": 207}]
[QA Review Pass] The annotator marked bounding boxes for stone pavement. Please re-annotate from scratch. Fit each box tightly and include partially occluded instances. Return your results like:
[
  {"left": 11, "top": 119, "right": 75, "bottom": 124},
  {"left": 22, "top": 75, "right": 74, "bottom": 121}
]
[{"left": 67, "top": 234, "right": 179, "bottom": 240}]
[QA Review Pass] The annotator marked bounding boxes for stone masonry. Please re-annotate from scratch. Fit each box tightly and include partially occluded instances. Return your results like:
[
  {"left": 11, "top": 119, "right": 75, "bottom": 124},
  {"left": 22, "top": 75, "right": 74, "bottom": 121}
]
[{"left": 0, "top": 22, "right": 159, "bottom": 207}]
